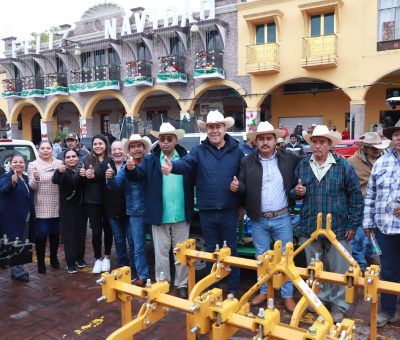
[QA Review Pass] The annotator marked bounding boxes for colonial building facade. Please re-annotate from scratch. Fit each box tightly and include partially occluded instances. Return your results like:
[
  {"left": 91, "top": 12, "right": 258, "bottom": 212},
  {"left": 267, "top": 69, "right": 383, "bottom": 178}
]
[
  {"left": 237, "top": 0, "right": 400, "bottom": 137},
  {"left": 0, "top": 0, "right": 251, "bottom": 143}
]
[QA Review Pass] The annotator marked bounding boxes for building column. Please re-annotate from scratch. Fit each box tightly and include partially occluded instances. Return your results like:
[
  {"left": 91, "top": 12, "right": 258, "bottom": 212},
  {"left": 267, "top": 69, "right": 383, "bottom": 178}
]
[
  {"left": 40, "top": 120, "right": 53, "bottom": 141},
  {"left": 10, "top": 122, "right": 22, "bottom": 139},
  {"left": 79, "top": 118, "right": 93, "bottom": 138},
  {"left": 350, "top": 100, "right": 366, "bottom": 139},
  {"left": 245, "top": 108, "right": 260, "bottom": 132}
]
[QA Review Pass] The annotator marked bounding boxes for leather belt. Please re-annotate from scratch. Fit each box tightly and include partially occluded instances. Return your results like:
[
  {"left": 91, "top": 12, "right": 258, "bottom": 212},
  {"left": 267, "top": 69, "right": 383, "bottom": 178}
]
[{"left": 261, "top": 207, "right": 288, "bottom": 218}]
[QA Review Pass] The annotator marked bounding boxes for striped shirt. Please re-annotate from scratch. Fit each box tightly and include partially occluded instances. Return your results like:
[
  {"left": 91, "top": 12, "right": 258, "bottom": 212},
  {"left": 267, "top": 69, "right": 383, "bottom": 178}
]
[
  {"left": 28, "top": 158, "right": 62, "bottom": 218},
  {"left": 363, "top": 149, "right": 400, "bottom": 234},
  {"left": 294, "top": 153, "right": 363, "bottom": 240}
]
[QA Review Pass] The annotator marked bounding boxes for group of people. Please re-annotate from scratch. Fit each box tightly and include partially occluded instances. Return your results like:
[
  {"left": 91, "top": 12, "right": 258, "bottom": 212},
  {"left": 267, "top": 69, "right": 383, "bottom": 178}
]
[{"left": 1, "top": 111, "right": 399, "bottom": 327}]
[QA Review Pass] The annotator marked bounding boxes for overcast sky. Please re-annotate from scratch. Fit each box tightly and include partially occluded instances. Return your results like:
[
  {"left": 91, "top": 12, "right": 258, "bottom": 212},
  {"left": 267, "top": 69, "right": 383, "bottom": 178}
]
[{"left": 0, "top": 0, "right": 193, "bottom": 56}]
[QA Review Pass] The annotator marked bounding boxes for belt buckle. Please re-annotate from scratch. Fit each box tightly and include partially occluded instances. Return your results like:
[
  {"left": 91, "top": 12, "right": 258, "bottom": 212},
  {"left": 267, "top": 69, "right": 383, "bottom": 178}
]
[{"left": 264, "top": 212, "right": 276, "bottom": 218}]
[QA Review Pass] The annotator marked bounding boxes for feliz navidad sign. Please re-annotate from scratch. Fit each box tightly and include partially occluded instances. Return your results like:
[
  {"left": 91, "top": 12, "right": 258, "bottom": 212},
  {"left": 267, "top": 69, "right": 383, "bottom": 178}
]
[{"left": 9, "top": 0, "right": 215, "bottom": 57}]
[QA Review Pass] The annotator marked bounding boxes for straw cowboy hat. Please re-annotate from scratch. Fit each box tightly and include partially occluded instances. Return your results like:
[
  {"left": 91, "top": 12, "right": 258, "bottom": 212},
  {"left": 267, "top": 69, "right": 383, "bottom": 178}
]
[
  {"left": 302, "top": 125, "right": 342, "bottom": 146},
  {"left": 276, "top": 137, "right": 285, "bottom": 144},
  {"left": 124, "top": 134, "right": 152, "bottom": 154},
  {"left": 151, "top": 122, "right": 185, "bottom": 140},
  {"left": 246, "top": 121, "right": 286, "bottom": 141},
  {"left": 354, "top": 132, "right": 391, "bottom": 149},
  {"left": 383, "top": 119, "right": 400, "bottom": 139},
  {"left": 197, "top": 110, "right": 235, "bottom": 130}
]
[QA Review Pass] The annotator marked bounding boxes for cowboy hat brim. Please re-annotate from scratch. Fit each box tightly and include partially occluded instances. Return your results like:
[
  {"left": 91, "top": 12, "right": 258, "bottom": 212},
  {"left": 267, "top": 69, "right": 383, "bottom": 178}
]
[
  {"left": 354, "top": 139, "right": 391, "bottom": 149},
  {"left": 197, "top": 117, "right": 235, "bottom": 130},
  {"left": 246, "top": 128, "right": 286, "bottom": 141},
  {"left": 383, "top": 126, "right": 400, "bottom": 140},
  {"left": 150, "top": 129, "right": 185, "bottom": 140},
  {"left": 123, "top": 138, "right": 152, "bottom": 154},
  {"left": 303, "top": 130, "right": 342, "bottom": 146}
]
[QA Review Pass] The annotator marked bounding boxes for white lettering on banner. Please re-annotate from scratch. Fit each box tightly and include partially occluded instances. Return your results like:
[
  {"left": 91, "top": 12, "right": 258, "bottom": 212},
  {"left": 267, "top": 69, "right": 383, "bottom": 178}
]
[
  {"left": 297, "top": 279, "right": 322, "bottom": 308},
  {"left": 134, "top": 10, "right": 148, "bottom": 33},
  {"left": 104, "top": 18, "right": 117, "bottom": 39},
  {"left": 7, "top": 0, "right": 215, "bottom": 56},
  {"left": 120, "top": 15, "right": 132, "bottom": 36}
]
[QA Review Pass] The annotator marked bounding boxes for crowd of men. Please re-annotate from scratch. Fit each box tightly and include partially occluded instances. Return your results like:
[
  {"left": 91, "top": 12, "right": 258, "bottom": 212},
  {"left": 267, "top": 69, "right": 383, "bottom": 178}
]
[{"left": 1, "top": 111, "right": 399, "bottom": 328}]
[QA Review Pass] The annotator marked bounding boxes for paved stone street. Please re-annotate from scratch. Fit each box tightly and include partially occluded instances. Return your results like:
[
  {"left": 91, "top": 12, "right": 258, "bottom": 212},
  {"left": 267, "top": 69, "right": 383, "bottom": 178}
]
[{"left": 1, "top": 230, "right": 399, "bottom": 339}]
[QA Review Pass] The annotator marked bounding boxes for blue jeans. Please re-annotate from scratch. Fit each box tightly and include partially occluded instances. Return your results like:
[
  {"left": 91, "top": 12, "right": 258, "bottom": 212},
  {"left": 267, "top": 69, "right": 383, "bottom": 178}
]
[
  {"left": 109, "top": 217, "right": 130, "bottom": 267},
  {"left": 375, "top": 228, "right": 400, "bottom": 317},
  {"left": 128, "top": 216, "right": 148, "bottom": 280},
  {"left": 36, "top": 218, "right": 60, "bottom": 238},
  {"left": 251, "top": 212, "right": 293, "bottom": 298},
  {"left": 199, "top": 208, "right": 240, "bottom": 293},
  {"left": 351, "top": 226, "right": 373, "bottom": 272}
]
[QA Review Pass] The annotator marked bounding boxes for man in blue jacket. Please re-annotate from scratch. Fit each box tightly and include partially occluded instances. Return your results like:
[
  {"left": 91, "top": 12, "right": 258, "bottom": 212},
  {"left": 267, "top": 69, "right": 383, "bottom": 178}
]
[
  {"left": 162, "top": 110, "right": 244, "bottom": 295},
  {"left": 128, "top": 123, "right": 194, "bottom": 299}
]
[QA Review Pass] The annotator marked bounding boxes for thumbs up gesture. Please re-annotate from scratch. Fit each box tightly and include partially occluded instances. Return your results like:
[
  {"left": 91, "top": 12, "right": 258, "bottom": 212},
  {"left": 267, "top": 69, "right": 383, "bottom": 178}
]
[
  {"left": 32, "top": 167, "right": 40, "bottom": 181},
  {"left": 59, "top": 162, "right": 66, "bottom": 173},
  {"left": 126, "top": 155, "right": 135, "bottom": 171},
  {"left": 11, "top": 170, "right": 18, "bottom": 187},
  {"left": 230, "top": 176, "right": 239, "bottom": 192},
  {"left": 86, "top": 164, "right": 95, "bottom": 179},
  {"left": 295, "top": 178, "right": 306, "bottom": 196},
  {"left": 79, "top": 164, "right": 86, "bottom": 177},
  {"left": 105, "top": 163, "right": 114, "bottom": 179},
  {"left": 161, "top": 157, "right": 172, "bottom": 176}
]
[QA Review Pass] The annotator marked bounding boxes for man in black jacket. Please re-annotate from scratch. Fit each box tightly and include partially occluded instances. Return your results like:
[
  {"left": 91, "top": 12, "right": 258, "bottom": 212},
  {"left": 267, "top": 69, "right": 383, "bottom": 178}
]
[
  {"left": 57, "top": 132, "right": 89, "bottom": 160},
  {"left": 231, "top": 121, "right": 299, "bottom": 311}
]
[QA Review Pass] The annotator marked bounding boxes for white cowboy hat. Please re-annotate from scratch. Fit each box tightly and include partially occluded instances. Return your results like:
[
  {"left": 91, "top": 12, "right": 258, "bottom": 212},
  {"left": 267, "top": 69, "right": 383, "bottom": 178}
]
[
  {"left": 197, "top": 110, "right": 235, "bottom": 130},
  {"left": 124, "top": 134, "right": 152, "bottom": 154},
  {"left": 302, "top": 125, "right": 342, "bottom": 146},
  {"left": 150, "top": 122, "right": 185, "bottom": 140},
  {"left": 246, "top": 121, "right": 286, "bottom": 141},
  {"left": 355, "top": 132, "right": 391, "bottom": 149},
  {"left": 276, "top": 137, "right": 285, "bottom": 143}
]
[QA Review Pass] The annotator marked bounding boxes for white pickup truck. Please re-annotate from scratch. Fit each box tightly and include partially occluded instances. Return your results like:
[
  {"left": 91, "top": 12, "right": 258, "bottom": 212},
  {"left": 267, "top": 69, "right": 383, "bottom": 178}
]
[{"left": 0, "top": 139, "right": 39, "bottom": 173}]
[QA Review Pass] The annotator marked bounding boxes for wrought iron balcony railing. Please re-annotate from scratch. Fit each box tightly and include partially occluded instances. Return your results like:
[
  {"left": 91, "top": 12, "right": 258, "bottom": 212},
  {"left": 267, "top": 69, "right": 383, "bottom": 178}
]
[
  {"left": 126, "top": 60, "right": 152, "bottom": 78},
  {"left": 2, "top": 78, "right": 22, "bottom": 94},
  {"left": 21, "top": 75, "right": 44, "bottom": 90},
  {"left": 302, "top": 34, "right": 337, "bottom": 58},
  {"left": 69, "top": 65, "right": 121, "bottom": 83},
  {"left": 194, "top": 50, "right": 224, "bottom": 79},
  {"left": 157, "top": 55, "right": 187, "bottom": 83},
  {"left": 44, "top": 73, "right": 68, "bottom": 88},
  {"left": 245, "top": 43, "right": 279, "bottom": 73}
]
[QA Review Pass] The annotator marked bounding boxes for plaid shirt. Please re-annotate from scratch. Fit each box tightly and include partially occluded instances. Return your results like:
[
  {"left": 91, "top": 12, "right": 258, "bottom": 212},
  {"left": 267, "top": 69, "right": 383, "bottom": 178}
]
[
  {"left": 28, "top": 158, "right": 62, "bottom": 218},
  {"left": 363, "top": 149, "right": 400, "bottom": 234},
  {"left": 293, "top": 154, "right": 363, "bottom": 240}
]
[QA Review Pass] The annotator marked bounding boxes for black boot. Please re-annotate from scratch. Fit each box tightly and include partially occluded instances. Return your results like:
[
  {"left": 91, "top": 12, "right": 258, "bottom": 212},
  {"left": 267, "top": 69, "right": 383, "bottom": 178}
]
[
  {"left": 36, "top": 238, "right": 47, "bottom": 273},
  {"left": 49, "top": 233, "right": 60, "bottom": 269}
]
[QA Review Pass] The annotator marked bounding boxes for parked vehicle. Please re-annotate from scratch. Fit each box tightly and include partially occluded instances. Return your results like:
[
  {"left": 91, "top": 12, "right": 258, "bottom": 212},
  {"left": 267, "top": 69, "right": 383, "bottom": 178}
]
[
  {"left": 0, "top": 139, "right": 39, "bottom": 173},
  {"left": 332, "top": 139, "right": 360, "bottom": 159}
]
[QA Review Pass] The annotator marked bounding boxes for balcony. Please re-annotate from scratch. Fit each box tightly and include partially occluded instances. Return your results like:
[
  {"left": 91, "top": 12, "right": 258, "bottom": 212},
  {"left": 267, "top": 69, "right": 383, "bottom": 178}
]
[
  {"left": 44, "top": 73, "right": 68, "bottom": 96},
  {"left": 193, "top": 50, "right": 225, "bottom": 80},
  {"left": 21, "top": 76, "right": 45, "bottom": 98},
  {"left": 156, "top": 56, "right": 187, "bottom": 84},
  {"left": 2, "top": 79, "right": 22, "bottom": 98},
  {"left": 68, "top": 65, "right": 121, "bottom": 93},
  {"left": 245, "top": 43, "right": 280, "bottom": 74},
  {"left": 124, "top": 60, "right": 153, "bottom": 87},
  {"left": 301, "top": 34, "right": 338, "bottom": 69}
]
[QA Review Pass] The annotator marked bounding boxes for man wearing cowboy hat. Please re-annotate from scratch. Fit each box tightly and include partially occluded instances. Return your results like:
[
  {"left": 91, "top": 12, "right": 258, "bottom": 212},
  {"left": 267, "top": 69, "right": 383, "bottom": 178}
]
[
  {"left": 106, "top": 134, "right": 152, "bottom": 285},
  {"left": 232, "top": 121, "right": 300, "bottom": 311},
  {"left": 57, "top": 132, "right": 89, "bottom": 160},
  {"left": 293, "top": 125, "right": 362, "bottom": 323},
  {"left": 127, "top": 123, "right": 194, "bottom": 299},
  {"left": 347, "top": 132, "right": 390, "bottom": 273},
  {"left": 363, "top": 119, "right": 400, "bottom": 327},
  {"left": 162, "top": 110, "right": 244, "bottom": 296}
]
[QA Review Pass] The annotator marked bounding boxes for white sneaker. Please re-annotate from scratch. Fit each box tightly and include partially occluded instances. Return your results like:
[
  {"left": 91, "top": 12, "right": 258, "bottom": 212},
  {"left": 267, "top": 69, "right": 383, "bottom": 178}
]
[
  {"left": 101, "top": 258, "right": 110, "bottom": 272},
  {"left": 92, "top": 259, "right": 103, "bottom": 274}
]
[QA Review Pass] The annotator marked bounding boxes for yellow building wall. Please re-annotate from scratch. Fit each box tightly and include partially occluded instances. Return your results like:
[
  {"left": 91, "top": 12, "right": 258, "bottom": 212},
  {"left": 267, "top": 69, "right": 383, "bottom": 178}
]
[
  {"left": 21, "top": 108, "right": 38, "bottom": 141},
  {"left": 238, "top": 0, "right": 400, "bottom": 129}
]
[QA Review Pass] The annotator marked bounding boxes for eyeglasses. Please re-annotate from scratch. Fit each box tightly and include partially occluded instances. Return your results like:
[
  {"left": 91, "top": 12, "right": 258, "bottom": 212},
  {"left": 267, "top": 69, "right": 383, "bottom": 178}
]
[{"left": 159, "top": 136, "right": 174, "bottom": 142}]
